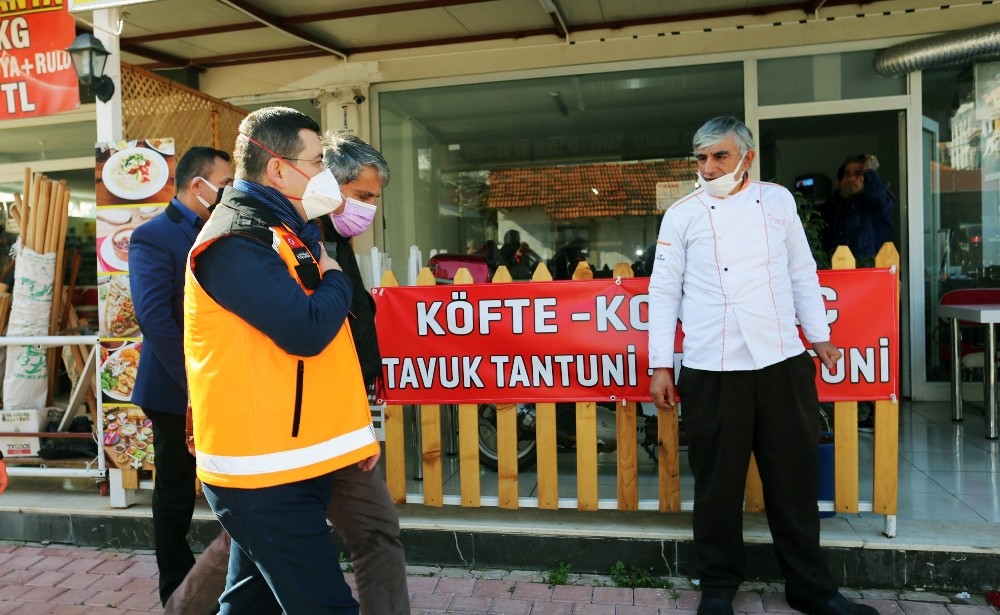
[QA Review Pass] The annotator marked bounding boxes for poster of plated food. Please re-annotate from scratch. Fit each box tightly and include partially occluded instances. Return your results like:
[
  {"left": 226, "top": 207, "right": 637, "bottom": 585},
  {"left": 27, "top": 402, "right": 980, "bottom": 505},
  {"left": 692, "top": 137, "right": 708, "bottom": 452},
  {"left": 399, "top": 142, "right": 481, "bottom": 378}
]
[{"left": 95, "top": 137, "right": 175, "bottom": 470}]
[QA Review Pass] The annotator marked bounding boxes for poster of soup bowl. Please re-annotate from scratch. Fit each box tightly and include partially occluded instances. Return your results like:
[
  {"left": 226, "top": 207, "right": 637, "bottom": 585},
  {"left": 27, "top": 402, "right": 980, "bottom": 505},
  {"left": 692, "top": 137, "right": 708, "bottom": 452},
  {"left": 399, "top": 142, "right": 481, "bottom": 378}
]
[{"left": 95, "top": 206, "right": 163, "bottom": 274}]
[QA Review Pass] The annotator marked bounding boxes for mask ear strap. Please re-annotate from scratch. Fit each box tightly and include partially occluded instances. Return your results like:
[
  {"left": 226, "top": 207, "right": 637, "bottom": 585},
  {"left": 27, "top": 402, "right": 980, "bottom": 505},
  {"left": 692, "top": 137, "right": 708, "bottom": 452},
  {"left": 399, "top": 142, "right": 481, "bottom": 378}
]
[{"left": 240, "top": 133, "right": 312, "bottom": 181}]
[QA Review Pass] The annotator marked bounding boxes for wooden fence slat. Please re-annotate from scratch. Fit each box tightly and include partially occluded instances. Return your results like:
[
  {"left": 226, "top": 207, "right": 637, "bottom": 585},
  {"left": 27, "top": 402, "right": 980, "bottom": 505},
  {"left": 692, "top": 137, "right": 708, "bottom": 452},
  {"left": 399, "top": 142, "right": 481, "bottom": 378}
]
[
  {"left": 873, "top": 399, "right": 899, "bottom": 514},
  {"left": 834, "top": 405, "right": 860, "bottom": 514},
  {"left": 576, "top": 401, "right": 598, "bottom": 510},
  {"left": 832, "top": 245, "right": 860, "bottom": 514},
  {"left": 384, "top": 404, "right": 407, "bottom": 504},
  {"left": 497, "top": 403, "right": 519, "bottom": 509},
  {"left": 420, "top": 403, "right": 443, "bottom": 507},
  {"left": 458, "top": 402, "right": 481, "bottom": 507},
  {"left": 744, "top": 455, "right": 765, "bottom": 512},
  {"left": 873, "top": 242, "right": 900, "bottom": 515},
  {"left": 658, "top": 407, "right": 681, "bottom": 512},
  {"left": 617, "top": 402, "right": 638, "bottom": 511},
  {"left": 378, "top": 269, "right": 407, "bottom": 503},
  {"left": 535, "top": 402, "right": 559, "bottom": 509},
  {"left": 490, "top": 265, "right": 519, "bottom": 509}
]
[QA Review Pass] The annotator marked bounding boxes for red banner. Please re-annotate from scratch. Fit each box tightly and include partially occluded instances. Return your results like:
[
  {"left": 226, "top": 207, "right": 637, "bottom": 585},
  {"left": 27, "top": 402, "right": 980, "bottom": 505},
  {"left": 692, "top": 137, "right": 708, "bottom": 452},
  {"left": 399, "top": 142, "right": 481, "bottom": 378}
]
[
  {"left": 0, "top": 3, "right": 79, "bottom": 120},
  {"left": 373, "top": 268, "right": 899, "bottom": 404}
]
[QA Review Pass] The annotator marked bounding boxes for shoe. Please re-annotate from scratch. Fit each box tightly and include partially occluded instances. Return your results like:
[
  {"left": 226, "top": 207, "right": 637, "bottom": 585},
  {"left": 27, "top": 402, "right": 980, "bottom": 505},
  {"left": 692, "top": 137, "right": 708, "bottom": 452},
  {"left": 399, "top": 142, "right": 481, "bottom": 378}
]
[
  {"left": 807, "top": 593, "right": 878, "bottom": 615},
  {"left": 697, "top": 597, "right": 735, "bottom": 615}
]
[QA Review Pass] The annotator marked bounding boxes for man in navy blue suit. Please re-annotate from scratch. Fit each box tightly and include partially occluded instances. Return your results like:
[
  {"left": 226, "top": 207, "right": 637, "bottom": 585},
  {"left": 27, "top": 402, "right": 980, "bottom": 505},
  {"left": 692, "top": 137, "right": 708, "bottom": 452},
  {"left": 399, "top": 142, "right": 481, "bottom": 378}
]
[{"left": 129, "top": 146, "right": 233, "bottom": 606}]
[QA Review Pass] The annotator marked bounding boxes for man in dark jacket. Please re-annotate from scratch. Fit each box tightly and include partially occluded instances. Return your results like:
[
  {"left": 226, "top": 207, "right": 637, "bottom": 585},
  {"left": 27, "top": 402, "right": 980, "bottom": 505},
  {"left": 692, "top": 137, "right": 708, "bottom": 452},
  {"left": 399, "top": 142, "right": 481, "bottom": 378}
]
[
  {"left": 319, "top": 134, "right": 409, "bottom": 615},
  {"left": 129, "top": 146, "right": 233, "bottom": 605},
  {"left": 821, "top": 154, "right": 895, "bottom": 263}
]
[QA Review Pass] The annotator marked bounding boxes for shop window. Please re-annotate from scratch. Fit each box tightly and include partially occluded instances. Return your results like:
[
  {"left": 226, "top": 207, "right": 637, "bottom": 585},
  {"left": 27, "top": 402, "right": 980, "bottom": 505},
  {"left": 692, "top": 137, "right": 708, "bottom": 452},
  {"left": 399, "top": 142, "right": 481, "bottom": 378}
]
[
  {"left": 378, "top": 63, "right": 743, "bottom": 280},
  {"left": 758, "top": 50, "right": 905, "bottom": 106},
  {"left": 923, "top": 62, "right": 1000, "bottom": 383}
]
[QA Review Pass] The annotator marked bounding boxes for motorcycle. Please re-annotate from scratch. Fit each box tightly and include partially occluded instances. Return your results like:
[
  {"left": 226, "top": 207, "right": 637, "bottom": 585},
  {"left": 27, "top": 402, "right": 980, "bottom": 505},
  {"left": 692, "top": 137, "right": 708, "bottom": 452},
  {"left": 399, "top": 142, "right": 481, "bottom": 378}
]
[{"left": 476, "top": 401, "right": 662, "bottom": 471}]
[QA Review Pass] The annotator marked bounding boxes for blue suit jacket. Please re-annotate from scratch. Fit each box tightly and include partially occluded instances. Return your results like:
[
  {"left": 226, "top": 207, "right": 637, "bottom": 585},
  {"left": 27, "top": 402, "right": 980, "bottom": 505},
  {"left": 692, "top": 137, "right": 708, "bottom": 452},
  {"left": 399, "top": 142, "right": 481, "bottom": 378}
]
[{"left": 129, "top": 200, "right": 200, "bottom": 415}]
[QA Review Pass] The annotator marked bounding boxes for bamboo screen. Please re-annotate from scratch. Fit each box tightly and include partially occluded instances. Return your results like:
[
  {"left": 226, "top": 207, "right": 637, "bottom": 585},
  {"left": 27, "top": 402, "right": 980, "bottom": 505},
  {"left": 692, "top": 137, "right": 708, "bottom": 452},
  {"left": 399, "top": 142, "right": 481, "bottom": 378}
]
[{"left": 120, "top": 63, "right": 247, "bottom": 158}]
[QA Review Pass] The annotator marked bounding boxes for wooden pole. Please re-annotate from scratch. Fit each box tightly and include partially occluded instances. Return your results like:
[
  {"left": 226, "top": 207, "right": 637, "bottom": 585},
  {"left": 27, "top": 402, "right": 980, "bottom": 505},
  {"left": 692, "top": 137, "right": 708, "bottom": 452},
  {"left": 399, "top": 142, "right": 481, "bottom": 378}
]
[{"left": 31, "top": 178, "right": 50, "bottom": 252}]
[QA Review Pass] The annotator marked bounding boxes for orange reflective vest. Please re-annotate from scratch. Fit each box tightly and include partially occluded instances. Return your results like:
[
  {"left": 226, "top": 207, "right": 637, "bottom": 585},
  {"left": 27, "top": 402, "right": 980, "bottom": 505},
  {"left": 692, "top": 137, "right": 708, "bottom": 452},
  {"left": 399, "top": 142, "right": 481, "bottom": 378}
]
[{"left": 184, "top": 196, "right": 378, "bottom": 489}]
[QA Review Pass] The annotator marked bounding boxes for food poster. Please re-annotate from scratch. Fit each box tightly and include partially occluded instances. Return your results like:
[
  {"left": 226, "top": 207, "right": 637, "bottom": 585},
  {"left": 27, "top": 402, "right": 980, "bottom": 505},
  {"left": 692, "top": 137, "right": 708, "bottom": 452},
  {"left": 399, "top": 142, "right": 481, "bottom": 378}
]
[{"left": 94, "top": 137, "right": 175, "bottom": 470}]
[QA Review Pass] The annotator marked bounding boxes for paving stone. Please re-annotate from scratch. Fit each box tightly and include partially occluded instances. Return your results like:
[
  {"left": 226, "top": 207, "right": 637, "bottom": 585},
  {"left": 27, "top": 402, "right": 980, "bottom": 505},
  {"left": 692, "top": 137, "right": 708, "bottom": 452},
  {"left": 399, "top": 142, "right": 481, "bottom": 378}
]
[
  {"left": 22, "top": 571, "right": 70, "bottom": 587},
  {"left": 55, "top": 573, "right": 106, "bottom": 590},
  {"left": 762, "top": 593, "right": 797, "bottom": 612},
  {"left": 733, "top": 591, "right": 765, "bottom": 612},
  {"left": 862, "top": 590, "right": 904, "bottom": 600},
  {"left": 7, "top": 601, "right": 56, "bottom": 614},
  {"left": 570, "top": 605, "right": 616, "bottom": 615},
  {"left": 674, "top": 590, "right": 702, "bottom": 610},
  {"left": 527, "top": 601, "right": 574, "bottom": 614},
  {"left": 407, "top": 565, "right": 444, "bottom": 577},
  {"left": 511, "top": 582, "right": 553, "bottom": 601},
  {"left": 592, "top": 587, "right": 633, "bottom": 605},
  {"left": 616, "top": 606, "right": 659, "bottom": 615},
  {"left": 488, "top": 596, "right": 532, "bottom": 614},
  {"left": 947, "top": 606, "right": 1000, "bottom": 615},
  {"left": 82, "top": 590, "right": 132, "bottom": 608},
  {"left": 410, "top": 591, "right": 453, "bottom": 610},
  {"left": 552, "top": 584, "right": 594, "bottom": 602},
  {"left": 436, "top": 576, "right": 476, "bottom": 596},
  {"left": 407, "top": 576, "right": 440, "bottom": 593},
  {"left": 448, "top": 594, "right": 493, "bottom": 613},
  {"left": 856, "top": 599, "right": 902, "bottom": 614},
  {"left": 475, "top": 579, "right": 518, "bottom": 598},
  {"left": 47, "top": 587, "right": 101, "bottom": 605},
  {"left": 899, "top": 601, "right": 953, "bottom": 615},
  {"left": 899, "top": 594, "right": 952, "bottom": 604},
  {"left": 633, "top": 588, "right": 677, "bottom": 608}
]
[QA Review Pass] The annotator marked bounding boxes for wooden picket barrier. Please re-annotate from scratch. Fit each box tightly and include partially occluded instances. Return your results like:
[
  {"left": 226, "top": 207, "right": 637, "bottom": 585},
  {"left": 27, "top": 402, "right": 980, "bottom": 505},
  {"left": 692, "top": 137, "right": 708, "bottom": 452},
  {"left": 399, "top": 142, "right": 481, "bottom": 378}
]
[{"left": 379, "top": 243, "right": 900, "bottom": 530}]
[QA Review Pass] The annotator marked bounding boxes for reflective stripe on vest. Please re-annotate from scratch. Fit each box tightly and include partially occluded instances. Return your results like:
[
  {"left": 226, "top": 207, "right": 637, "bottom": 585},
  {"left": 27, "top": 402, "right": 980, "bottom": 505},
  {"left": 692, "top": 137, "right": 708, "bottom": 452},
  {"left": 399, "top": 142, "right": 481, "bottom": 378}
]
[{"left": 196, "top": 424, "right": 377, "bottom": 477}]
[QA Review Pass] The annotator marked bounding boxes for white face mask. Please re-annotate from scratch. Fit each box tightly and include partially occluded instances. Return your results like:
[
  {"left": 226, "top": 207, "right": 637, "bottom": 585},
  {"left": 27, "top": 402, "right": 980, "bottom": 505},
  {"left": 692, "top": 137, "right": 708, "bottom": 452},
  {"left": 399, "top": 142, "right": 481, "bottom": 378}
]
[
  {"left": 194, "top": 177, "right": 223, "bottom": 210},
  {"left": 300, "top": 168, "right": 344, "bottom": 219},
  {"left": 697, "top": 153, "right": 748, "bottom": 198}
]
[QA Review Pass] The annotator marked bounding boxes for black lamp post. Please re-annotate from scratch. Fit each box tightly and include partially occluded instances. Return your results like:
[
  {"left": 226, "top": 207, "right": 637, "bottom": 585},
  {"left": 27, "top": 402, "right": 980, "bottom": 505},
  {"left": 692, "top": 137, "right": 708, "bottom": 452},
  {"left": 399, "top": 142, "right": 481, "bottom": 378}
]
[{"left": 66, "top": 33, "right": 116, "bottom": 103}]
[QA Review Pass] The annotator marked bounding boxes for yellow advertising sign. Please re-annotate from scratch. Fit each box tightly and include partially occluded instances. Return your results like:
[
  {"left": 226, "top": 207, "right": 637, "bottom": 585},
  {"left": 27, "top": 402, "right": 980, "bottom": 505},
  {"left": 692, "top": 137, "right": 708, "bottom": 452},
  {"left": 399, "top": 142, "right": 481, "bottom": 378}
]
[
  {"left": 0, "top": 0, "right": 64, "bottom": 18},
  {"left": 68, "top": 0, "right": 158, "bottom": 12}
]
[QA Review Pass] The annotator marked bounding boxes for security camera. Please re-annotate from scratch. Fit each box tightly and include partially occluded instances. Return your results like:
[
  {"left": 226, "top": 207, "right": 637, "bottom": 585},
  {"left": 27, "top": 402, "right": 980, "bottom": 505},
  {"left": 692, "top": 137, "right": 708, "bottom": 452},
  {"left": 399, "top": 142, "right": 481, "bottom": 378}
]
[{"left": 353, "top": 93, "right": 366, "bottom": 105}]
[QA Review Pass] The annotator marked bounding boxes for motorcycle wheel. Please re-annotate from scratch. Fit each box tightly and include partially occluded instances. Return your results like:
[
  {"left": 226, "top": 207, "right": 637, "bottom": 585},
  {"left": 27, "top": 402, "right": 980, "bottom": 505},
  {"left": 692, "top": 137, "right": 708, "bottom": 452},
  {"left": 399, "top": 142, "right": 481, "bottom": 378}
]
[{"left": 477, "top": 403, "right": 538, "bottom": 471}]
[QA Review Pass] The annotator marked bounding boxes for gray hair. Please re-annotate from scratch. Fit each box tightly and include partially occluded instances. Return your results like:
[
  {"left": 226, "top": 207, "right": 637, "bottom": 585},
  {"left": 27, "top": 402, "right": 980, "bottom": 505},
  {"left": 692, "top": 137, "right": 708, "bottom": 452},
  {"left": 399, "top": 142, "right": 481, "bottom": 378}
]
[
  {"left": 692, "top": 116, "right": 756, "bottom": 157},
  {"left": 323, "top": 133, "right": 390, "bottom": 186}
]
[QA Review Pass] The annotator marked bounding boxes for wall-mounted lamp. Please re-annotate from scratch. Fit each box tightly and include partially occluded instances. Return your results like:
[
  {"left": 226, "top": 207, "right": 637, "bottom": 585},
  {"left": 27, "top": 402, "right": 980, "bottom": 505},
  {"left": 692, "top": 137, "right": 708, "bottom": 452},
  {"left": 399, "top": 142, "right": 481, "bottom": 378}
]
[{"left": 66, "top": 33, "right": 115, "bottom": 103}]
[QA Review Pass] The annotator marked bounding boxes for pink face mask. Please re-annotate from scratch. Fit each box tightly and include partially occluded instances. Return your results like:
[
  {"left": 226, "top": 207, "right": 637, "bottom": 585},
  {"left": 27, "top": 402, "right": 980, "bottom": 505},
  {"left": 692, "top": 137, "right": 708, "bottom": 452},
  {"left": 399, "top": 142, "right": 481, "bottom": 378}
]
[{"left": 330, "top": 197, "right": 378, "bottom": 237}]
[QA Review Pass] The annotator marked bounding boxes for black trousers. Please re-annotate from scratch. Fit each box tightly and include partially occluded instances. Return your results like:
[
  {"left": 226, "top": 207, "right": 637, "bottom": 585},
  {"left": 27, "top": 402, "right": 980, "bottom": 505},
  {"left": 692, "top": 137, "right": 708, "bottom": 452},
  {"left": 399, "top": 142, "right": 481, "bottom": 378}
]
[
  {"left": 145, "top": 409, "right": 197, "bottom": 606},
  {"left": 677, "top": 353, "right": 837, "bottom": 610}
]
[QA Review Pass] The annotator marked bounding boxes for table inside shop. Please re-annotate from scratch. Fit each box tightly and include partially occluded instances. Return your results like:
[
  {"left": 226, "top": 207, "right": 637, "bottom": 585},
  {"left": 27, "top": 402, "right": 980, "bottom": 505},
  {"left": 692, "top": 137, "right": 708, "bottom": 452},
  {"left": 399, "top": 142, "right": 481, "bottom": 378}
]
[{"left": 938, "top": 303, "right": 1000, "bottom": 439}]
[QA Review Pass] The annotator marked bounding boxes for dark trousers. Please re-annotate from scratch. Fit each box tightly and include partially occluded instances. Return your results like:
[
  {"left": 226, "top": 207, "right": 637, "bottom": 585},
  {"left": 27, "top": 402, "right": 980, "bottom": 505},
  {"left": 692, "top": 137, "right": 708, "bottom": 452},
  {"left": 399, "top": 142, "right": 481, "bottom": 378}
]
[
  {"left": 165, "top": 460, "right": 409, "bottom": 615},
  {"left": 145, "top": 409, "right": 197, "bottom": 606},
  {"left": 328, "top": 463, "right": 410, "bottom": 615},
  {"left": 677, "top": 353, "right": 837, "bottom": 610},
  {"left": 203, "top": 473, "right": 359, "bottom": 615}
]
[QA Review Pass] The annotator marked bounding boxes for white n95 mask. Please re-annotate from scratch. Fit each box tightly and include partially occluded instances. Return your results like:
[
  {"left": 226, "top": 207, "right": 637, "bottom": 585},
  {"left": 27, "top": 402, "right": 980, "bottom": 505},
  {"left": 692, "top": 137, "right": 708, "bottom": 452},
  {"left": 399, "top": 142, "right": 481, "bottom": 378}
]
[{"left": 301, "top": 168, "right": 344, "bottom": 219}]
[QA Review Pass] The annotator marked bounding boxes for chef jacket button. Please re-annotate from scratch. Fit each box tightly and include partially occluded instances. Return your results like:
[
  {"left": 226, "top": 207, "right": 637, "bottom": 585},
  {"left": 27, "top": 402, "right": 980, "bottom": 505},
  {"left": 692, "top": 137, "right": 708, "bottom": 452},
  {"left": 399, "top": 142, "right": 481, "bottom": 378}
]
[{"left": 724, "top": 267, "right": 729, "bottom": 271}]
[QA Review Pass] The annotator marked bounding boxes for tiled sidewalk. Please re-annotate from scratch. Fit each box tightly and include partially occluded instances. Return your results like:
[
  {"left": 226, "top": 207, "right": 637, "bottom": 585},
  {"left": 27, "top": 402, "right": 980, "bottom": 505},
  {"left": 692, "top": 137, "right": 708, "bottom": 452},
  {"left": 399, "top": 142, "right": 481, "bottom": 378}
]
[{"left": 1, "top": 542, "right": 998, "bottom": 615}]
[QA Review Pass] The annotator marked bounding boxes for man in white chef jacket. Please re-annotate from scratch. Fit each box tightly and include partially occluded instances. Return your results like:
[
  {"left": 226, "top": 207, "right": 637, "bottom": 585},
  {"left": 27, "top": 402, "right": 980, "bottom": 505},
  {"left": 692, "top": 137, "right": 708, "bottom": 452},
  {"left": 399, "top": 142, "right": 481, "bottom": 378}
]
[{"left": 648, "top": 116, "right": 875, "bottom": 615}]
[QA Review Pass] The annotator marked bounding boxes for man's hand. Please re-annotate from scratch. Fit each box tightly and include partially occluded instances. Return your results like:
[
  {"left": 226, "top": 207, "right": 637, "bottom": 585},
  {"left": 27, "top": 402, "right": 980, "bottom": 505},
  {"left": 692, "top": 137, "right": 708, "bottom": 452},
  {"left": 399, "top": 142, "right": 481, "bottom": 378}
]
[
  {"left": 650, "top": 367, "right": 677, "bottom": 410},
  {"left": 358, "top": 450, "right": 381, "bottom": 471},
  {"left": 318, "top": 249, "right": 342, "bottom": 275},
  {"left": 0, "top": 460, "right": 8, "bottom": 496},
  {"left": 813, "top": 341, "right": 842, "bottom": 372},
  {"left": 864, "top": 154, "right": 879, "bottom": 172}
]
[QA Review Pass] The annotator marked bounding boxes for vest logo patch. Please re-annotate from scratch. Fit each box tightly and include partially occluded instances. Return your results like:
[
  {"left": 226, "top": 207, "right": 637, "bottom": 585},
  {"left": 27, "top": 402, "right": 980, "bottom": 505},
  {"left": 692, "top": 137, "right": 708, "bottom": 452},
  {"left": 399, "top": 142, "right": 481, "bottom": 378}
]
[{"left": 295, "top": 251, "right": 312, "bottom": 261}]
